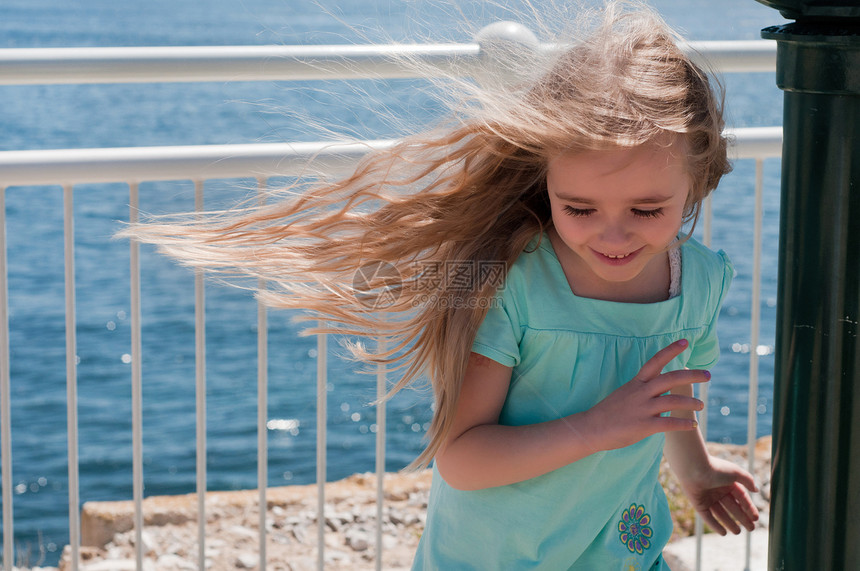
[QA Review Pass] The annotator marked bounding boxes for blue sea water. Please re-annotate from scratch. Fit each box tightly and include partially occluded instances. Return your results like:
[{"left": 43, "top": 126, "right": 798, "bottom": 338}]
[{"left": 0, "top": 0, "right": 788, "bottom": 565}]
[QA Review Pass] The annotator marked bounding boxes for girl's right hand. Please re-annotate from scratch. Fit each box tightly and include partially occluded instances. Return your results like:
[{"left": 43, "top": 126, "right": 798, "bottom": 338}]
[{"left": 584, "top": 339, "right": 708, "bottom": 452}]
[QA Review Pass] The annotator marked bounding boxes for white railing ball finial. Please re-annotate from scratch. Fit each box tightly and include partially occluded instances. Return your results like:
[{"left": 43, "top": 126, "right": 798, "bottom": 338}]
[{"left": 474, "top": 22, "right": 540, "bottom": 84}]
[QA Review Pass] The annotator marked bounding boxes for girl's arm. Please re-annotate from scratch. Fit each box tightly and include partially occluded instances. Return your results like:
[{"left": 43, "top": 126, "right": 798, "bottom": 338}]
[
  {"left": 434, "top": 351, "right": 595, "bottom": 490},
  {"left": 435, "top": 340, "right": 707, "bottom": 490},
  {"left": 664, "top": 384, "right": 759, "bottom": 535}
]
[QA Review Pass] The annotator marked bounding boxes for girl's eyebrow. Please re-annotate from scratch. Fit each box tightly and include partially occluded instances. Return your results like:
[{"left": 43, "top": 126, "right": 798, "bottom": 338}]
[{"left": 552, "top": 192, "right": 674, "bottom": 205}]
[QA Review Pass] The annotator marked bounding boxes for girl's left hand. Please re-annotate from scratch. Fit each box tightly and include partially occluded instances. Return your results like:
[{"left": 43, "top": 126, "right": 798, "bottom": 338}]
[{"left": 680, "top": 456, "right": 759, "bottom": 535}]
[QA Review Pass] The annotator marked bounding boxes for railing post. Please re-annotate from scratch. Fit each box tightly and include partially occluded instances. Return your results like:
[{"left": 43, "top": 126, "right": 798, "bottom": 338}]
[
  {"left": 375, "top": 341, "right": 387, "bottom": 571},
  {"left": 194, "top": 180, "right": 207, "bottom": 571},
  {"left": 756, "top": 2, "right": 860, "bottom": 569},
  {"left": 256, "top": 178, "right": 269, "bottom": 571},
  {"left": 128, "top": 183, "right": 145, "bottom": 571},
  {"left": 63, "top": 184, "right": 80, "bottom": 571},
  {"left": 316, "top": 330, "right": 327, "bottom": 571},
  {"left": 0, "top": 187, "right": 13, "bottom": 571}
]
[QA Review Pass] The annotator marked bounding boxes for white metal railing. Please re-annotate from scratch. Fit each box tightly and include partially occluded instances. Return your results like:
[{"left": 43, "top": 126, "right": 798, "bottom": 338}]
[
  {"left": 0, "top": 31, "right": 780, "bottom": 571},
  {"left": 0, "top": 39, "right": 774, "bottom": 85}
]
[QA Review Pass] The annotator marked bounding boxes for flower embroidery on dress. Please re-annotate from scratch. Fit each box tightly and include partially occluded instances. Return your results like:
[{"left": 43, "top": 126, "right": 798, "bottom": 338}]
[{"left": 618, "top": 503, "right": 653, "bottom": 554}]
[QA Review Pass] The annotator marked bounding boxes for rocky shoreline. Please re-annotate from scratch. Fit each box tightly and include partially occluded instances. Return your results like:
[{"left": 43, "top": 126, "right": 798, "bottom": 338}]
[
  {"left": 56, "top": 471, "right": 430, "bottom": 571},
  {"left": 41, "top": 437, "right": 770, "bottom": 571}
]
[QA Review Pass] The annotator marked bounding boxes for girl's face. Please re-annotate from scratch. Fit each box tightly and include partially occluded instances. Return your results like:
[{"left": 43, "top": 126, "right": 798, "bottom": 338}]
[{"left": 546, "top": 138, "right": 690, "bottom": 302}]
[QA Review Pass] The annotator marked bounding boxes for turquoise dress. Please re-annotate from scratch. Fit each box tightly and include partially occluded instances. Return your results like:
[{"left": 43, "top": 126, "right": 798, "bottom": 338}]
[{"left": 412, "top": 234, "right": 733, "bottom": 570}]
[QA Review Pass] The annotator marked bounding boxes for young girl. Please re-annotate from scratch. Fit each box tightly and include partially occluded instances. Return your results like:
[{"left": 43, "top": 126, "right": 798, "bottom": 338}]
[{"left": 126, "top": 2, "right": 758, "bottom": 568}]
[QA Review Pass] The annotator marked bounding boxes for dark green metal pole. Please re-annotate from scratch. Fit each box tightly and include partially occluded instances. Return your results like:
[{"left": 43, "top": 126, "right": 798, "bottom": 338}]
[{"left": 755, "top": 2, "right": 860, "bottom": 569}]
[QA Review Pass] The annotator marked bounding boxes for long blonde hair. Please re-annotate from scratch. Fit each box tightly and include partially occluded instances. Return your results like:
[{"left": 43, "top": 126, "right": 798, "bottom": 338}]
[{"left": 123, "top": 1, "right": 731, "bottom": 469}]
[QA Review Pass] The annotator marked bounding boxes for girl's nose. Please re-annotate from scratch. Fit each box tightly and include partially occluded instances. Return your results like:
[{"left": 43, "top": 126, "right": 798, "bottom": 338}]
[{"left": 599, "top": 218, "right": 629, "bottom": 245}]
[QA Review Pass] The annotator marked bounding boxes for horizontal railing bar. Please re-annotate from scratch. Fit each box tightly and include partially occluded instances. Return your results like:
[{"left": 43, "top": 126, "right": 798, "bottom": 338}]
[
  {"left": 680, "top": 40, "right": 777, "bottom": 73},
  {"left": 0, "top": 40, "right": 775, "bottom": 86},
  {"left": 0, "top": 127, "right": 781, "bottom": 188},
  {"left": 0, "top": 140, "right": 398, "bottom": 186},
  {"left": 0, "top": 44, "right": 481, "bottom": 85},
  {"left": 729, "top": 127, "right": 783, "bottom": 160}
]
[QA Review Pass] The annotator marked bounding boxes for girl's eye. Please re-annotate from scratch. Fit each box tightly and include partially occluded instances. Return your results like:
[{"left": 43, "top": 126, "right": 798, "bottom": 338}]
[
  {"left": 631, "top": 208, "right": 663, "bottom": 219},
  {"left": 563, "top": 206, "right": 594, "bottom": 217}
]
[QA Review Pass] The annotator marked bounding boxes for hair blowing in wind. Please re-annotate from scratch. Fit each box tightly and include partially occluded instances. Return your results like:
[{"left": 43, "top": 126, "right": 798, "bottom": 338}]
[{"left": 120, "top": 0, "right": 731, "bottom": 469}]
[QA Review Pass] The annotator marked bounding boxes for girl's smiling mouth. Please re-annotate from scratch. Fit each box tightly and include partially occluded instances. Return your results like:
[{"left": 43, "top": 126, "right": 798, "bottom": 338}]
[{"left": 593, "top": 246, "right": 644, "bottom": 263}]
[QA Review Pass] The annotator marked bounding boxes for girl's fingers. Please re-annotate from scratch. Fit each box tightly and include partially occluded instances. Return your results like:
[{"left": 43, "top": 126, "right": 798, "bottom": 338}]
[
  {"left": 699, "top": 508, "right": 728, "bottom": 536},
  {"left": 731, "top": 484, "right": 761, "bottom": 526},
  {"left": 721, "top": 495, "right": 757, "bottom": 532},
  {"left": 651, "top": 394, "right": 704, "bottom": 415},
  {"left": 635, "top": 339, "right": 689, "bottom": 382},
  {"left": 734, "top": 469, "right": 759, "bottom": 494},
  {"left": 711, "top": 502, "right": 741, "bottom": 535},
  {"left": 647, "top": 368, "right": 711, "bottom": 396},
  {"left": 656, "top": 415, "right": 700, "bottom": 432},
  {"left": 703, "top": 485, "right": 760, "bottom": 536}
]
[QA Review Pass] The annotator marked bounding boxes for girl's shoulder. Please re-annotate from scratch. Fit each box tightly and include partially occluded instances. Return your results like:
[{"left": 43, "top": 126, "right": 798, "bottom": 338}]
[
  {"left": 501, "top": 232, "right": 558, "bottom": 286},
  {"left": 678, "top": 237, "right": 734, "bottom": 318},
  {"left": 679, "top": 236, "right": 733, "bottom": 288},
  {"left": 487, "top": 232, "right": 565, "bottom": 318}
]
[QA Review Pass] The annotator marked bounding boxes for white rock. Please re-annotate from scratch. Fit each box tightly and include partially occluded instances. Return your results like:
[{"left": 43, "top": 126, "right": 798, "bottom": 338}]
[
  {"left": 165, "top": 542, "right": 187, "bottom": 558},
  {"left": 291, "top": 525, "right": 308, "bottom": 544},
  {"left": 383, "top": 534, "right": 398, "bottom": 550},
  {"left": 298, "top": 510, "right": 316, "bottom": 522},
  {"left": 229, "top": 525, "right": 259, "bottom": 541},
  {"left": 156, "top": 553, "right": 196, "bottom": 571},
  {"left": 139, "top": 530, "right": 156, "bottom": 555},
  {"left": 324, "top": 533, "right": 343, "bottom": 550},
  {"left": 110, "top": 532, "right": 132, "bottom": 548},
  {"left": 81, "top": 559, "right": 154, "bottom": 571},
  {"left": 236, "top": 552, "right": 259, "bottom": 569},
  {"left": 325, "top": 516, "right": 343, "bottom": 532},
  {"left": 345, "top": 529, "right": 370, "bottom": 552},
  {"left": 407, "top": 492, "right": 427, "bottom": 507},
  {"left": 391, "top": 511, "right": 420, "bottom": 527},
  {"left": 324, "top": 549, "right": 351, "bottom": 566},
  {"left": 664, "top": 528, "right": 769, "bottom": 571},
  {"left": 204, "top": 546, "right": 221, "bottom": 558}
]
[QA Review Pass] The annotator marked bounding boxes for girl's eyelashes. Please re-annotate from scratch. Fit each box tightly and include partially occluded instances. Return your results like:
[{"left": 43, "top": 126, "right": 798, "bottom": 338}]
[
  {"left": 631, "top": 208, "right": 664, "bottom": 219},
  {"left": 562, "top": 205, "right": 595, "bottom": 217},
  {"left": 561, "top": 206, "right": 665, "bottom": 219}
]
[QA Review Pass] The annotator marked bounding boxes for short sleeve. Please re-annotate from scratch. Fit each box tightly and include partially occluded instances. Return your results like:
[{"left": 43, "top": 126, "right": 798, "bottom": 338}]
[
  {"left": 471, "top": 284, "right": 522, "bottom": 368},
  {"left": 686, "top": 250, "right": 734, "bottom": 370}
]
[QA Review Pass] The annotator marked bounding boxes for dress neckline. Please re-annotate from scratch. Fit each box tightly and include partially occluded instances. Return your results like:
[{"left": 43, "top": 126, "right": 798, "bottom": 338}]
[{"left": 536, "top": 232, "right": 684, "bottom": 306}]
